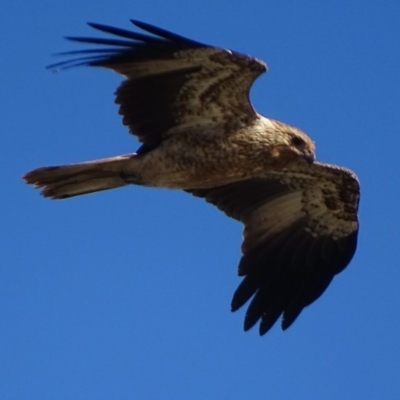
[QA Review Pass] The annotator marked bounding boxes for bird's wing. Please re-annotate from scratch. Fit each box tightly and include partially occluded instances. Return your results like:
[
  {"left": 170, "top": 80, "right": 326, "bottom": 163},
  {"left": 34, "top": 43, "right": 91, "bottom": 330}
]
[
  {"left": 188, "top": 162, "right": 360, "bottom": 335},
  {"left": 49, "top": 20, "right": 267, "bottom": 150}
]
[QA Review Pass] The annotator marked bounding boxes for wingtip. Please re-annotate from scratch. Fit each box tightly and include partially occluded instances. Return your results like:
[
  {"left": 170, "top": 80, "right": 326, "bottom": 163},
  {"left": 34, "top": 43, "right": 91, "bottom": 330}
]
[
  {"left": 230, "top": 301, "right": 241, "bottom": 313},
  {"left": 281, "top": 307, "right": 303, "bottom": 331},
  {"left": 64, "top": 35, "right": 83, "bottom": 43},
  {"left": 259, "top": 321, "right": 273, "bottom": 336},
  {"left": 243, "top": 315, "right": 259, "bottom": 333},
  {"left": 86, "top": 21, "right": 110, "bottom": 32},
  {"left": 280, "top": 319, "right": 290, "bottom": 331},
  {"left": 130, "top": 18, "right": 205, "bottom": 46},
  {"left": 129, "top": 19, "right": 150, "bottom": 30},
  {"left": 129, "top": 19, "right": 140, "bottom": 26},
  {"left": 243, "top": 321, "right": 254, "bottom": 332}
]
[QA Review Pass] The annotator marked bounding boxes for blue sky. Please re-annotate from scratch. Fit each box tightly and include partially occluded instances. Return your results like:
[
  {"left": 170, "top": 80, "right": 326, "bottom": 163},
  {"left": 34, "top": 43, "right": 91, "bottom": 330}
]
[{"left": 2, "top": 1, "right": 400, "bottom": 399}]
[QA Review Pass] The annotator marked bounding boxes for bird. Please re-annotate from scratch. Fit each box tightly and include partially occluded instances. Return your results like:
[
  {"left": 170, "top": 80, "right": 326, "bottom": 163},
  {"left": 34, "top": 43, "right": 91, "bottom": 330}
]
[{"left": 24, "top": 20, "right": 360, "bottom": 335}]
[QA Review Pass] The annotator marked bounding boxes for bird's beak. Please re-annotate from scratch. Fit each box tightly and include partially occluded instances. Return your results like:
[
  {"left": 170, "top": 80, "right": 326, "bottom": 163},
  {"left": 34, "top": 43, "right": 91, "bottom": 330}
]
[{"left": 303, "top": 150, "right": 315, "bottom": 165}]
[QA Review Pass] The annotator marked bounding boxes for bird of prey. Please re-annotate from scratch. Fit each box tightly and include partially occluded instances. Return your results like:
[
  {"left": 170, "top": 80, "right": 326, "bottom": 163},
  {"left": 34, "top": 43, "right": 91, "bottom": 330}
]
[{"left": 24, "top": 20, "right": 360, "bottom": 335}]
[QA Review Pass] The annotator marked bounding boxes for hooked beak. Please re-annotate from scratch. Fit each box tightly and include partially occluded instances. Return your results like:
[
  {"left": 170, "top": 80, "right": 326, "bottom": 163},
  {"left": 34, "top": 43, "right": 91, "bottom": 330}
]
[{"left": 303, "top": 150, "right": 315, "bottom": 165}]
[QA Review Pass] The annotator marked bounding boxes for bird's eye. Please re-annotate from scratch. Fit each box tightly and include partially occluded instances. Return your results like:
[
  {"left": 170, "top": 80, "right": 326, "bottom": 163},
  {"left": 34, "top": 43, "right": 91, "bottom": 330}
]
[{"left": 292, "top": 136, "right": 305, "bottom": 147}]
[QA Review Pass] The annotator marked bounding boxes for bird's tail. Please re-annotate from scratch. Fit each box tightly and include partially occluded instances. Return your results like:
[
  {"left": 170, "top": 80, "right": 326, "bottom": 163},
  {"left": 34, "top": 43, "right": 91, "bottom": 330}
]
[{"left": 23, "top": 155, "right": 135, "bottom": 199}]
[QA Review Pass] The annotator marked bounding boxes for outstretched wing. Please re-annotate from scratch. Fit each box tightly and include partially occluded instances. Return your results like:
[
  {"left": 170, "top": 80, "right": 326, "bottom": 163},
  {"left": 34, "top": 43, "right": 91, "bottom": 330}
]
[
  {"left": 188, "top": 162, "right": 360, "bottom": 335},
  {"left": 49, "top": 20, "right": 267, "bottom": 149}
]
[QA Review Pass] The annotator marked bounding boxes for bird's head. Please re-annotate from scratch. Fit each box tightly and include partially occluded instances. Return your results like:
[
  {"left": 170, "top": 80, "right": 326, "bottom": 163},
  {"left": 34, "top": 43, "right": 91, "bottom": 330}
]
[{"left": 269, "top": 122, "right": 315, "bottom": 166}]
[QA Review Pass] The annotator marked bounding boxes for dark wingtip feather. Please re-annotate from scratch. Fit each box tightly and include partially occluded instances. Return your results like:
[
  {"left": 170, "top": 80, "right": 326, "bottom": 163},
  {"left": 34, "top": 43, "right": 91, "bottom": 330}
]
[
  {"left": 86, "top": 22, "right": 165, "bottom": 44},
  {"left": 64, "top": 36, "right": 135, "bottom": 47},
  {"left": 46, "top": 55, "right": 108, "bottom": 71},
  {"left": 46, "top": 19, "right": 208, "bottom": 72},
  {"left": 243, "top": 315, "right": 259, "bottom": 332},
  {"left": 231, "top": 276, "right": 259, "bottom": 313},
  {"left": 87, "top": 21, "right": 136, "bottom": 38},
  {"left": 87, "top": 21, "right": 108, "bottom": 30},
  {"left": 281, "top": 308, "right": 303, "bottom": 331},
  {"left": 259, "top": 315, "right": 281, "bottom": 336},
  {"left": 130, "top": 19, "right": 205, "bottom": 46}
]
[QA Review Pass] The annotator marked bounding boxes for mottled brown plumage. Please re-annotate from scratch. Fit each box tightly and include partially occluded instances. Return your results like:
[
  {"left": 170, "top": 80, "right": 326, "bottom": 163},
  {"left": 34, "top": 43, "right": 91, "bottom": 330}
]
[{"left": 24, "top": 20, "right": 360, "bottom": 335}]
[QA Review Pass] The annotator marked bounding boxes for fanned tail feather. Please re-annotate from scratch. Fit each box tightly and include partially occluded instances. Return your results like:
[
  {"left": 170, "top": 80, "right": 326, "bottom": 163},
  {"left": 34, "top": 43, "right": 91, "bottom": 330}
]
[{"left": 23, "top": 155, "right": 133, "bottom": 199}]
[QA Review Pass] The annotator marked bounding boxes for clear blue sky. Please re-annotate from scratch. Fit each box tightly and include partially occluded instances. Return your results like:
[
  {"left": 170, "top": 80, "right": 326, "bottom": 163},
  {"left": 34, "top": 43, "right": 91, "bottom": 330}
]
[{"left": 2, "top": 1, "right": 400, "bottom": 399}]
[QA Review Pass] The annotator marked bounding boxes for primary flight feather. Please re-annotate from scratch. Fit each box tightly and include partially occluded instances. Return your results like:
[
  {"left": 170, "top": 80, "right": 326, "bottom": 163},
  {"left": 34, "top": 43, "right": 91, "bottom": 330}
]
[{"left": 24, "top": 20, "right": 360, "bottom": 335}]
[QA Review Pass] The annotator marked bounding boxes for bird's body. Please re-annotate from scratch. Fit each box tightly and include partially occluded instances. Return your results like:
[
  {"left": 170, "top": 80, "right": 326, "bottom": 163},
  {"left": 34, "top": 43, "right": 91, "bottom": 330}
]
[
  {"left": 24, "top": 20, "right": 360, "bottom": 335},
  {"left": 29, "top": 117, "right": 313, "bottom": 197}
]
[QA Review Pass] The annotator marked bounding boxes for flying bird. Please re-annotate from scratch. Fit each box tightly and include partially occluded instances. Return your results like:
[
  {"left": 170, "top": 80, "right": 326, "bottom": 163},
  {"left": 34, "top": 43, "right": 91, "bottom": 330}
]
[{"left": 24, "top": 20, "right": 360, "bottom": 335}]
